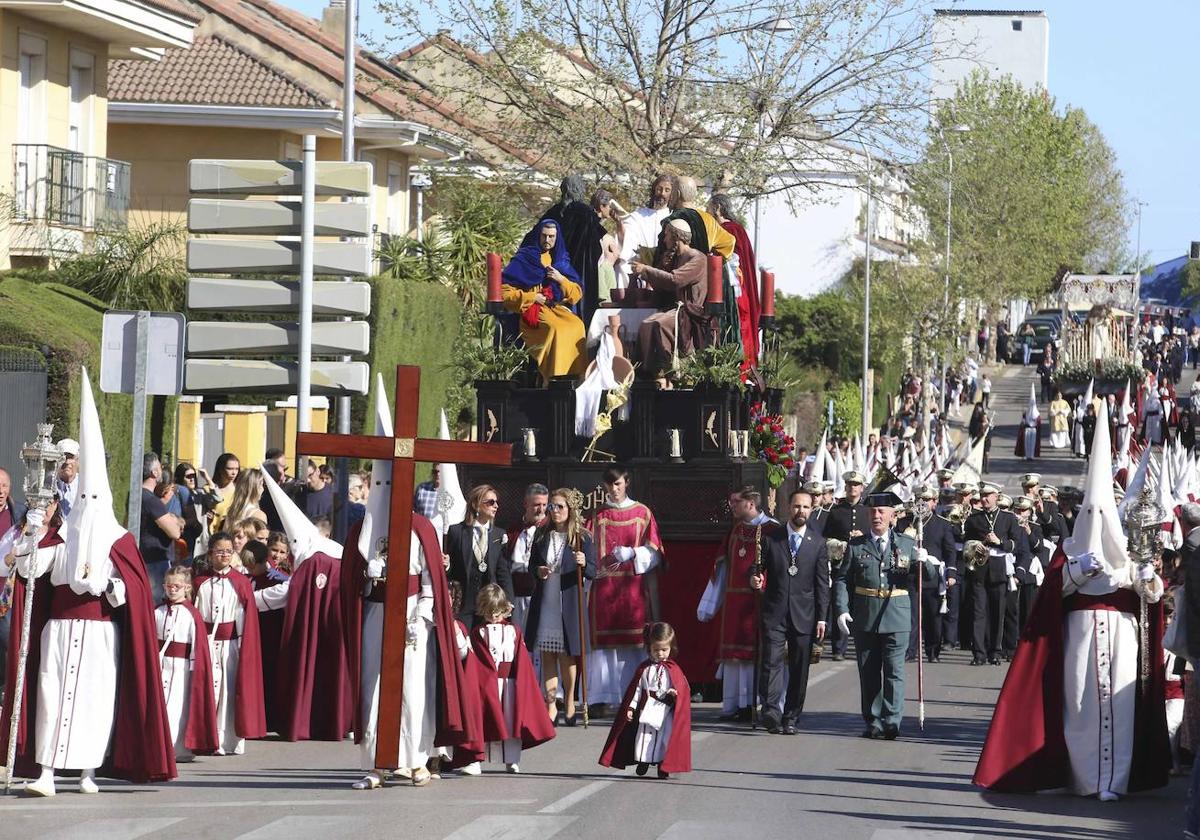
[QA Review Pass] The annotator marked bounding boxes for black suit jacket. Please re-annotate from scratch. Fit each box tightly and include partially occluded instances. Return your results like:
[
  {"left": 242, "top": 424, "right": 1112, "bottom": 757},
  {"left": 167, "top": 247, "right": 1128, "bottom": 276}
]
[
  {"left": 808, "top": 507, "right": 829, "bottom": 537},
  {"left": 2, "top": 497, "right": 27, "bottom": 531},
  {"left": 758, "top": 523, "right": 830, "bottom": 635},
  {"left": 963, "top": 507, "right": 1024, "bottom": 584},
  {"left": 920, "top": 514, "right": 960, "bottom": 584},
  {"left": 445, "top": 521, "right": 513, "bottom": 623},
  {"left": 1015, "top": 520, "right": 1046, "bottom": 585}
]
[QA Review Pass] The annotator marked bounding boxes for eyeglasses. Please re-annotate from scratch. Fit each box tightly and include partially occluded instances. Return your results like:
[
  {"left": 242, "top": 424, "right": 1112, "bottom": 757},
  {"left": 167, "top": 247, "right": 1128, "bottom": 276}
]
[
  {"left": 184, "top": 473, "right": 196, "bottom": 480},
  {"left": 163, "top": 584, "right": 188, "bottom": 591},
  {"left": 211, "top": 548, "right": 235, "bottom": 556},
  {"left": 481, "top": 499, "right": 498, "bottom": 507}
]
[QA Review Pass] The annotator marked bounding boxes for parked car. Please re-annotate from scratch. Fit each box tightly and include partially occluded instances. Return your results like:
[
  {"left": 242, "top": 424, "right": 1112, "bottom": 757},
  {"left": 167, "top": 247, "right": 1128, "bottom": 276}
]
[{"left": 1010, "top": 320, "right": 1058, "bottom": 362}]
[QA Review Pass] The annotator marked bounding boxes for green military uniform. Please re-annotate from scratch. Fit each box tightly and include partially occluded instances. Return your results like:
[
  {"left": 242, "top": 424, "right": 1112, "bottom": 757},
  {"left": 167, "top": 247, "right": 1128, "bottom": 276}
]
[{"left": 833, "top": 528, "right": 931, "bottom": 738}]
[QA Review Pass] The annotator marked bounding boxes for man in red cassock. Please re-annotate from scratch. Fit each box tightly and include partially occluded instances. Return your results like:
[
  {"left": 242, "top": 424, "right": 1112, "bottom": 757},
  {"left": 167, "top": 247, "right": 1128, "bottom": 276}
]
[
  {"left": 0, "top": 368, "right": 175, "bottom": 795},
  {"left": 586, "top": 466, "right": 664, "bottom": 711},
  {"left": 698, "top": 486, "right": 774, "bottom": 721}
]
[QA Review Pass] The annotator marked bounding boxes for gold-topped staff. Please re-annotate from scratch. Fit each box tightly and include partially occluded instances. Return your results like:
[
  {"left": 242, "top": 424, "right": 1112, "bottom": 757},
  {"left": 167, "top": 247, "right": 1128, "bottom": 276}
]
[{"left": 4, "top": 425, "right": 64, "bottom": 794}]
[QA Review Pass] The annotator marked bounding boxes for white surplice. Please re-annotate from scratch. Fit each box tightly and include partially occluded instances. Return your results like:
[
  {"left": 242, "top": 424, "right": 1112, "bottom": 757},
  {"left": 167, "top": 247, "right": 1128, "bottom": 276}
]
[
  {"left": 1061, "top": 555, "right": 1163, "bottom": 795},
  {"left": 18, "top": 539, "right": 126, "bottom": 771},
  {"left": 155, "top": 602, "right": 201, "bottom": 759},
  {"left": 359, "top": 536, "right": 437, "bottom": 770},
  {"left": 509, "top": 524, "right": 537, "bottom": 633},
  {"left": 193, "top": 568, "right": 247, "bottom": 755},
  {"left": 481, "top": 622, "right": 521, "bottom": 765}
]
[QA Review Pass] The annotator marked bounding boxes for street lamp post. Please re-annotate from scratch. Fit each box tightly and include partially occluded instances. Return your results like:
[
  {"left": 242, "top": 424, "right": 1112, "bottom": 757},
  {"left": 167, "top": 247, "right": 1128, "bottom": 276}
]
[
  {"left": 859, "top": 143, "right": 873, "bottom": 445},
  {"left": 936, "top": 123, "right": 969, "bottom": 436},
  {"left": 745, "top": 15, "right": 794, "bottom": 261}
]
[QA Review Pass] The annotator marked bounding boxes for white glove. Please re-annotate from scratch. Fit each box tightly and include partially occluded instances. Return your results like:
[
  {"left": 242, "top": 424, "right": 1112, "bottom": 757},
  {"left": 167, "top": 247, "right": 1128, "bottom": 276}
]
[
  {"left": 612, "top": 546, "right": 636, "bottom": 563},
  {"left": 1075, "top": 551, "right": 1103, "bottom": 577},
  {"left": 836, "top": 612, "right": 853, "bottom": 636},
  {"left": 366, "top": 557, "right": 386, "bottom": 579},
  {"left": 1137, "top": 563, "right": 1156, "bottom": 582},
  {"left": 24, "top": 508, "right": 45, "bottom": 533},
  {"left": 916, "top": 548, "right": 928, "bottom": 563}
]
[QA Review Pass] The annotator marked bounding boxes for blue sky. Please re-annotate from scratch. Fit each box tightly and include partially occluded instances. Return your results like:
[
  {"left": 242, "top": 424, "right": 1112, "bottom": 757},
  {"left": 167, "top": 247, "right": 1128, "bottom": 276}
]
[{"left": 288, "top": 0, "right": 1193, "bottom": 267}]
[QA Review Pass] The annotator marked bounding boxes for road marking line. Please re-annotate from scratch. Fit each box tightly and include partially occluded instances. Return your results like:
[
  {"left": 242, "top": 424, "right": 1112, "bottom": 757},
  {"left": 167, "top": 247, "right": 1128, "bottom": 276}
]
[
  {"left": 537, "top": 780, "right": 614, "bottom": 814},
  {"left": 443, "top": 815, "right": 576, "bottom": 840},
  {"left": 236, "top": 816, "right": 363, "bottom": 840},
  {"left": 41, "top": 818, "right": 185, "bottom": 839},
  {"left": 0, "top": 798, "right": 537, "bottom": 812},
  {"left": 869, "top": 830, "right": 975, "bottom": 840},
  {"left": 657, "top": 821, "right": 745, "bottom": 840},
  {"left": 808, "top": 663, "right": 852, "bottom": 687}
]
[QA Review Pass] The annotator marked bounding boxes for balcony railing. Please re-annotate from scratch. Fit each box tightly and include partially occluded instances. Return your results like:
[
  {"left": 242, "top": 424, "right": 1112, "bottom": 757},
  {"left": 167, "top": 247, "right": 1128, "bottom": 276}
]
[{"left": 12, "top": 144, "right": 130, "bottom": 230}]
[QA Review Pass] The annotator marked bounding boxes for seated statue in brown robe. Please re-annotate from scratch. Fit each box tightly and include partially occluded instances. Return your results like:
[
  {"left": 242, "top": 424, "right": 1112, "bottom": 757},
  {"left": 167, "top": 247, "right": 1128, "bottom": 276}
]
[{"left": 630, "top": 218, "right": 710, "bottom": 380}]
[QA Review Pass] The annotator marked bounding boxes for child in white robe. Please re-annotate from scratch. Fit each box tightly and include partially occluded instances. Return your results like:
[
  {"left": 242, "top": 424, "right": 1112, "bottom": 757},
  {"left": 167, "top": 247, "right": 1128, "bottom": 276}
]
[{"left": 156, "top": 565, "right": 203, "bottom": 760}]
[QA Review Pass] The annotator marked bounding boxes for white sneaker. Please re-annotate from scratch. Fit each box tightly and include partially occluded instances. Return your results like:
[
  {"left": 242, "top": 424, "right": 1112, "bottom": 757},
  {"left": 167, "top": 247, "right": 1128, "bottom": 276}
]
[
  {"left": 351, "top": 771, "right": 383, "bottom": 790},
  {"left": 79, "top": 776, "right": 99, "bottom": 795},
  {"left": 25, "top": 777, "right": 56, "bottom": 797},
  {"left": 460, "top": 762, "right": 482, "bottom": 776},
  {"left": 506, "top": 763, "right": 520, "bottom": 774},
  {"left": 1098, "top": 790, "right": 1119, "bottom": 802}
]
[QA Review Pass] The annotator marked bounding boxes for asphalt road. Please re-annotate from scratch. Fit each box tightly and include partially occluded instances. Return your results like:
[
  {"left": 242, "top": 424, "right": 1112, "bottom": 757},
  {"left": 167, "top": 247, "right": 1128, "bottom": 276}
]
[{"left": 1, "top": 364, "right": 1191, "bottom": 840}]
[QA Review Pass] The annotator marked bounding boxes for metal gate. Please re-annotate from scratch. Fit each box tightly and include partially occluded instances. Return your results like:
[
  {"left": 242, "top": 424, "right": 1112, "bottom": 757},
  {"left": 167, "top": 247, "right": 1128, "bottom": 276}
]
[{"left": 0, "top": 349, "right": 48, "bottom": 490}]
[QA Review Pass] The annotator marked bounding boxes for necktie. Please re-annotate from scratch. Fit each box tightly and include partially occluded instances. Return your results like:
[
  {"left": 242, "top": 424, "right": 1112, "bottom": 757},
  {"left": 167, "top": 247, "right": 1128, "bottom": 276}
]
[
  {"left": 790, "top": 532, "right": 800, "bottom": 556},
  {"left": 876, "top": 536, "right": 886, "bottom": 556},
  {"left": 473, "top": 526, "right": 487, "bottom": 568}
]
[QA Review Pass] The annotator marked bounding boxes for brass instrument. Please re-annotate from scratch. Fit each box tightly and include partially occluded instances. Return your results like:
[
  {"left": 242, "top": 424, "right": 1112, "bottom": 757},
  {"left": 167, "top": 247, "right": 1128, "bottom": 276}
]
[
  {"left": 945, "top": 503, "right": 967, "bottom": 526},
  {"left": 964, "top": 539, "right": 989, "bottom": 572}
]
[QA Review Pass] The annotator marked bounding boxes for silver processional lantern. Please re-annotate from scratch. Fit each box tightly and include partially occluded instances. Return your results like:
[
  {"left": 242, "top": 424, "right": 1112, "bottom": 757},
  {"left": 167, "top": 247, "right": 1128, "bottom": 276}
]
[
  {"left": 1123, "top": 484, "right": 1165, "bottom": 566},
  {"left": 20, "top": 423, "right": 63, "bottom": 514}
]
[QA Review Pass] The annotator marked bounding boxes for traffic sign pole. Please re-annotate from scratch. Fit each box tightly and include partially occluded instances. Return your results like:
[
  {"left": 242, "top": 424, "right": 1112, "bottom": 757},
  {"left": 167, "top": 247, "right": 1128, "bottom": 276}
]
[{"left": 297, "top": 135, "right": 316, "bottom": 478}]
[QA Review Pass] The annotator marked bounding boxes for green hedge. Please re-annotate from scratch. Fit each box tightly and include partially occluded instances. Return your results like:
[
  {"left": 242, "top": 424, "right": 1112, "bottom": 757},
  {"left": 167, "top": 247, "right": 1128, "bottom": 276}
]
[
  {"left": 354, "top": 277, "right": 465, "bottom": 442},
  {"left": 0, "top": 278, "right": 176, "bottom": 520}
]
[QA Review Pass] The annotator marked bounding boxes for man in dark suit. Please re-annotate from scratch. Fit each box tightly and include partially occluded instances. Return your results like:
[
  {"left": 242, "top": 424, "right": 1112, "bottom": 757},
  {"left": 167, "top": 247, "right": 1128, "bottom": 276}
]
[
  {"left": 964, "top": 481, "right": 1025, "bottom": 665},
  {"left": 444, "top": 484, "right": 513, "bottom": 626},
  {"left": 822, "top": 471, "right": 867, "bottom": 660},
  {"left": 750, "top": 489, "right": 830, "bottom": 735},
  {"left": 902, "top": 486, "right": 958, "bottom": 663}
]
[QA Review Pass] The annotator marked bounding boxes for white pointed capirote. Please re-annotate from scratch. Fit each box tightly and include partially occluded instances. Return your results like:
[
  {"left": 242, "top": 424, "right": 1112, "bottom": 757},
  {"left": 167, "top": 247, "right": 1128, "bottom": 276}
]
[
  {"left": 262, "top": 468, "right": 342, "bottom": 568},
  {"left": 358, "top": 373, "right": 393, "bottom": 562},
  {"left": 433, "top": 409, "right": 467, "bottom": 532},
  {"left": 811, "top": 427, "right": 828, "bottom": 483},
  {"left": 64, "top": 367, "right": 127, "bottom": 588},
  {"left": 1063, "top": 402, "right": 1132, "bottom": 570},
  {"left": 1026, "top": 383, "right": 1040, "bottom": 421},
  {"left": 833, "top": 449, "right": 846, "bottom": 498}
]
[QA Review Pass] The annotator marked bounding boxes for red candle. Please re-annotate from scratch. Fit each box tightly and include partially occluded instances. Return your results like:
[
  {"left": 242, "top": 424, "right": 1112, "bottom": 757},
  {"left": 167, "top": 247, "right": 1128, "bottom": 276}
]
[
  {"left": 760, "top": 269, "right": 775, "bottom": 317},
  {"left": 707, "top": 255, "right": 724, "bottom": 306},
  {"left": 486, "top": 252, "right": 503, "bottom": 303}
]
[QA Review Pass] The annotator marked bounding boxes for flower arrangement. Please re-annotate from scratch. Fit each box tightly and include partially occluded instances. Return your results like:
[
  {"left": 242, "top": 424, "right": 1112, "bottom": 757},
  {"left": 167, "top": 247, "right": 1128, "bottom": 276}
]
[
  {"left": 749, "top": 402, "right": 796, "bottom": 489},
  {"left": 1054, "top": 357, "right": 1143, "bottom": 386}
]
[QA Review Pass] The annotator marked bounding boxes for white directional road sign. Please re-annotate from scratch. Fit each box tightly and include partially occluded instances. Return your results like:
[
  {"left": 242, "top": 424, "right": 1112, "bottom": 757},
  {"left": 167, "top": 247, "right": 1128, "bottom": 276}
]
[
  {"left": 187, "top": 239, "right": 371, "bottom": 275},
  {"left": 186, "top": 321, "right": 370, "bottom": 356},
  {"left": 188, "top": 199, "right": 372, "bottom": 237},
  {"left": 100, "top": 311, "right": 185, "bottom": 396},
  {"left": 186, "top": 278, "right": 371, "bottom": 315},
  {"left": 184, "top": 360, "right": 370, "bottom": 395},
  {"left": 188, "top": 160, "right": 372, "bottom": 196}
]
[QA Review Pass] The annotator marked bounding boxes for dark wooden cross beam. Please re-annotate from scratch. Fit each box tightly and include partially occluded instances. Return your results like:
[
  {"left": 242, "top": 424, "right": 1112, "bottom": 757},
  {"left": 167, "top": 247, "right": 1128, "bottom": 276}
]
[{"left": 297, "top": 365, "right": 512, "bottom": 769}]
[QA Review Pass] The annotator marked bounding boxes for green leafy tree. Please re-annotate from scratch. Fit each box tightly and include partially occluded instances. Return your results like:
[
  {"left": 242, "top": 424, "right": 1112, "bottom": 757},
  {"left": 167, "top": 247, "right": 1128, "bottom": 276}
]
[{"left": 911, "top": 74, "right": 1130, "bottom": 332}]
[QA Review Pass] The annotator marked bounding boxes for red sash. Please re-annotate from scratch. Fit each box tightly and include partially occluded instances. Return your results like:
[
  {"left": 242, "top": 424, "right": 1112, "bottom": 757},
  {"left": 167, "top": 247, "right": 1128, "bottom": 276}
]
[
  {"left": 51, "top": 585, "right": 113, "bottom": 622},
  {"left": 1064, "top": 589, "right": 1140, "bottom": 615},
  {"left": 206, "top": 621, "right": 239, "bottom": 641}
]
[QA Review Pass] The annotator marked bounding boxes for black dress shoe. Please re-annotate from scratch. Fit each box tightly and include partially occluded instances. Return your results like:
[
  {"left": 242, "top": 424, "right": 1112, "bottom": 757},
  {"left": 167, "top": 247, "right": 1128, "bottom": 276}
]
[
  {"left": 971, "top": 656, "right": 986, "bottom": 666},
  {"left": 635, "top": 762, "right": 649, "bottom": 776},
  {"left": 781, "top": 723, "right": 798, "bottom": 735},
  {"left": 565, "top": 713, "right": 579, "bottom": 727},
  {"left": 861, "top": 728, "right": 883, "bottom": 739},
  {"left": 989, "top": 658, "right": 1002, "bottom": 666},
  {"left": 882, "top": 728, "right": 899, "bottom": 741},
  {"left": 766, "top": 722, "right": 781, "bottom": 735}
]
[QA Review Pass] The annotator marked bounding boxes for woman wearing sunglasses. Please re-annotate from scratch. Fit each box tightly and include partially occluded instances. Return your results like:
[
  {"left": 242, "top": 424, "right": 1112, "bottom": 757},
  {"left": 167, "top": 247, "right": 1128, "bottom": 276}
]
[
  {"left": 443, "top": 484, "right": 513, "bottom": 627},
  {"left": 525, "top": 489, "right": 597, "bottom": 726}
]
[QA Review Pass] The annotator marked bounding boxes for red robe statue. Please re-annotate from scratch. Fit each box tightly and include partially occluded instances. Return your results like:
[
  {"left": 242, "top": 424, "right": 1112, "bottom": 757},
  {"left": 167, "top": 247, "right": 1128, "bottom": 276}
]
[
  {"left": 0, "top": 531, "right": 177, "bottom": 783},
  {"left": 599, "top": 658, "right": 692, "bottom": 774},
  {"left": 274, "top": 552, "right": 353, "bottom": 741},
  {"left": 973, "top": 549, "right": 1171, "bottom": 792}
]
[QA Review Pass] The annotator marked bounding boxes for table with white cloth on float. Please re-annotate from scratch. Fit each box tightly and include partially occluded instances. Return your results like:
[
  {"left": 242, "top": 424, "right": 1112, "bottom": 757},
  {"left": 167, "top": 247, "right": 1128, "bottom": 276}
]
[{"left": 586, "top": 306, "right": 658, "bottom": 348}]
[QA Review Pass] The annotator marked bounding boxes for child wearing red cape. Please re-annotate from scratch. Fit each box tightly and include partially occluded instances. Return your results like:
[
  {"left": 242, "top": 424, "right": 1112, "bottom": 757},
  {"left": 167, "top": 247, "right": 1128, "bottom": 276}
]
[
  {"left": 456, "top": 584, "right": 555, "bottom": 774},
  {"left": 155, "top": 565, "right": 218, "bottom": 759},
  {"left": 599, "top": 621, "right": 691, "bottom": 779}
]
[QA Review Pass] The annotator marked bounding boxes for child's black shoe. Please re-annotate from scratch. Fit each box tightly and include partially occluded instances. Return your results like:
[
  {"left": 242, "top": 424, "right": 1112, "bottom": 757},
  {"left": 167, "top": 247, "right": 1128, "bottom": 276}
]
[{"left": 635, "top": 763, "right": 649, "bottom": 776}]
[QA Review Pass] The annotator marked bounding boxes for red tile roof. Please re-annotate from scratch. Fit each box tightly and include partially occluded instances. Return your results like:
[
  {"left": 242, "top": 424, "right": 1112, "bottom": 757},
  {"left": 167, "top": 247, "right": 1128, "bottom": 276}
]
[{"left": 109, "top": 35, "right": 327, "bottom": 108}]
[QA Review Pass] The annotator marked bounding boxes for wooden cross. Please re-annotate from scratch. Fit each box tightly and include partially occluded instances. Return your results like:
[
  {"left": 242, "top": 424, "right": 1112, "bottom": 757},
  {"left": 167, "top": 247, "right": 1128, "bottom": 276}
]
[{"left": 296, "top": 365, "right": 512, "bottom": 769}]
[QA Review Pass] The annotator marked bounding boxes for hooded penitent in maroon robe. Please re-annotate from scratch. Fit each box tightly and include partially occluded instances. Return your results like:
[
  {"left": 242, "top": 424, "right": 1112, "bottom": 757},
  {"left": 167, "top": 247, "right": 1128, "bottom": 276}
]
[
  {"left": 341, "top": 515, "right": 478, "bottom": 755},
  {"left": 720, "top": 219, "right": 761, "bottom": 370},
  {"left": 599, "top": 658, "right": 692, "bottom": 774},
  {"left": 973, "top": 549, "right": 1170, "bottom": 792},
  {"left": 0, "top": 531, "right": 178, "bottom": 783},
  {"left": 1014, "top": 416, "right": 1042, "bottom": 458},
  {"left": 275, "top": 552, "right": 352, "bottom": 741},
  {"left": 193, "top": 569, "right": 267, "bottom": 740}
]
